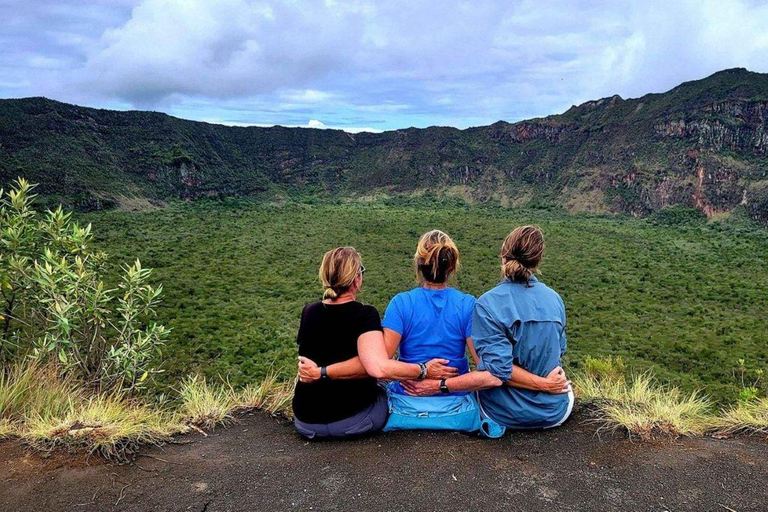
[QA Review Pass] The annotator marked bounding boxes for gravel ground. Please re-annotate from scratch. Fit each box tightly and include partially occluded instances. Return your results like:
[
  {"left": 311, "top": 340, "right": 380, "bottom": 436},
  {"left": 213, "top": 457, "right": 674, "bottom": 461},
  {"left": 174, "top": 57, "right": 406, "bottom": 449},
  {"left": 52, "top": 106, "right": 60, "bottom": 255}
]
[{"left": 1, "top": 407, "right": 766, "bottom": 512}]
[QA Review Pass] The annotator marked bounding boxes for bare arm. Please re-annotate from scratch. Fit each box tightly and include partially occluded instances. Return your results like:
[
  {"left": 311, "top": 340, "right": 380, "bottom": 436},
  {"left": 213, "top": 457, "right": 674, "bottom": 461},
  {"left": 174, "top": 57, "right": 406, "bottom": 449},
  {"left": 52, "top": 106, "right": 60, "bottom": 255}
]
[
  {"left": 298, "top": 356, "right": 368, "bottom": 382},
  {"left": 402, "top": 365, "right": 570, "bottom": 396},
  {"left": 358, "top": 330, "right": 458, "bottom": 381},
  {"left": 402, "top": 370, "right": 501, "bottom": 395},
  {"left": 383, "top": 328, "right": 401, "bottom": 358},
  {"left": 466, "top": 337, "right": 479, "bottom": 366},
  {"left": 296, "top": 326, "right": 398, "bottom": 382},
  {"left": 508, "top": 365, "right": 570, "bottom": 393},
  {"left": 310, "top": 327, "right": 403, "bottom": 380}
]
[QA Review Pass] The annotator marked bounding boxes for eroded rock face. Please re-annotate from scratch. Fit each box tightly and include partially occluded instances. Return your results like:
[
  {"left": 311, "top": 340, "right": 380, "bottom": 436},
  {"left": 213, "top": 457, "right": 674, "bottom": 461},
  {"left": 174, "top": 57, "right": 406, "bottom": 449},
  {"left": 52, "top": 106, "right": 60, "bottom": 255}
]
[
  {"left": 655, "top": 101, "right": 768, "bottom": 154},
  {"left": 489, "top": 121, "right": 568, "bottom": 143}
]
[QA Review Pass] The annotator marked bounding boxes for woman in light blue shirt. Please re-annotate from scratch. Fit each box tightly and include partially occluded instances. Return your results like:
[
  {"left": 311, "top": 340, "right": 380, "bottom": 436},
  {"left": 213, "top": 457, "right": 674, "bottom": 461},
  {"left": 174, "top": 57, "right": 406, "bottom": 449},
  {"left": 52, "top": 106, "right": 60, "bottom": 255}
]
[{"left": 403, "top": 226, "right": 572, "bottom": 434}]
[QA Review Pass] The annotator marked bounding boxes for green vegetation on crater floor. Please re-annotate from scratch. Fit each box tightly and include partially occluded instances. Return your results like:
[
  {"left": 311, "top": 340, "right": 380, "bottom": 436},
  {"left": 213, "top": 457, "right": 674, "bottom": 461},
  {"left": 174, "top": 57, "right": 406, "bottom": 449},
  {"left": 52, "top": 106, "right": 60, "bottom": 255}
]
[{"left": 80, "top": 200, "right": 768, "bottom": 404}]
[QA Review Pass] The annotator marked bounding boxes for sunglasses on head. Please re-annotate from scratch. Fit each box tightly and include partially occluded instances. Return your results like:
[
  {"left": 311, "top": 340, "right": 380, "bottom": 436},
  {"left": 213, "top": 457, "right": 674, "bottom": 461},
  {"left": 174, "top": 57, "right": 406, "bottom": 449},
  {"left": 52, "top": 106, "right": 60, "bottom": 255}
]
[{"left": 359, "top": 265, "right": 366, "bottom": 275}]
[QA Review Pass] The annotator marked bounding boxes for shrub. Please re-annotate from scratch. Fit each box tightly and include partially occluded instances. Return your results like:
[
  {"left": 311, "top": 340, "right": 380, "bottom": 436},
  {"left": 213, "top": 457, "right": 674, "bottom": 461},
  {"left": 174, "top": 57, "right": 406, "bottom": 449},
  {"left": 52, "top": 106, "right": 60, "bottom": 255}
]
[
  {"left": 649, "top": 205, "right": 707, "bottom": 226},
  {"left": 583, "top": 356, "right": 627, "bottom": 383},
  {"left": 0, "top": 178, "right": 168, "bottom": 392}
]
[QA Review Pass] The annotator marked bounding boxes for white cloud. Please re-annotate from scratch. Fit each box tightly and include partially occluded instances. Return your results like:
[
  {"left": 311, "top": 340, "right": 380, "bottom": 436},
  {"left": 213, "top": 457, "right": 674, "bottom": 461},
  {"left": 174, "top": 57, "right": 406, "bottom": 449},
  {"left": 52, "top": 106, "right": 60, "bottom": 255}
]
[
  {"left": 74, "top": 0, "right": 367, "bottom": 105},
  {"left": 2, "top": 0, "right": 768, "bottom": 128},
  {"left": 204, "top": 117, "right": 382, "bottom": 133},
  {"left": 280, "top": 90, "right": 336, "bottom": 103}
]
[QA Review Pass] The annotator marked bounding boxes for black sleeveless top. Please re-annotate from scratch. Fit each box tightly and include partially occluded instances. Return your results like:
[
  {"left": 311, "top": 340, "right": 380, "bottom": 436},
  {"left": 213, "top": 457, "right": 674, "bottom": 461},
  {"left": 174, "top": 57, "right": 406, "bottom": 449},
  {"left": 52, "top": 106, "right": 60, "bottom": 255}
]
[{"left": 292, "top": 301, "right": 382, "bottom": 424}]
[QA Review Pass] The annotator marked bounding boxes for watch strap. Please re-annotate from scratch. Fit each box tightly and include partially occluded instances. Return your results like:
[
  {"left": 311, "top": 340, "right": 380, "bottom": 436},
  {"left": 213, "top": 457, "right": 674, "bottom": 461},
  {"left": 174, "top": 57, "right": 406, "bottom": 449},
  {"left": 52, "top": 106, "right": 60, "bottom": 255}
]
[
  {"left": 320, "top": 366, "right": 328, "bottom": 380},
  {"left": 417, "top": 362, "right": 428, "bottom": 380},
  {"left": 440, "top": 378, "right": 450, "bottom": 394}
]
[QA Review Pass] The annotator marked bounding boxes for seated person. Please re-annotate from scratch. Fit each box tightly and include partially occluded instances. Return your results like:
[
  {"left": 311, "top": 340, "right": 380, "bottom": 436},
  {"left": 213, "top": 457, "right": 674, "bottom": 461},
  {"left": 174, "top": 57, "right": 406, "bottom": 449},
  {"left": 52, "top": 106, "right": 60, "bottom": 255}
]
[
  {"left": 359, "top": 230, "right": 566, "bottom": 432},
  {"left": 293, "top": 246, "right": 454, "bottom": 440},
  {"left": 403, "top": 226, "right": 573, "bottom": 435}
]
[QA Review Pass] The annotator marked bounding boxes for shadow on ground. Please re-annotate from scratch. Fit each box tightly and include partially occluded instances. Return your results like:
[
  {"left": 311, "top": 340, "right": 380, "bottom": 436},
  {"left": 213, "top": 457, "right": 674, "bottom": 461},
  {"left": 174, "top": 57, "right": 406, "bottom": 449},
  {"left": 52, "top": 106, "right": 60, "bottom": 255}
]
[{"left": 1, "top": 407, "right": 767, "bottom": 512}]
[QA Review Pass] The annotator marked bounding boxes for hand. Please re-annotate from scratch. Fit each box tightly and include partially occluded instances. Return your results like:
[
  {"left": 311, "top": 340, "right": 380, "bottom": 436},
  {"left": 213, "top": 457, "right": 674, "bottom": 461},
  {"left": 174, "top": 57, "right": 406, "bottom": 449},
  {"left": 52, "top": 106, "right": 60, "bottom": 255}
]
[
  {"left": 402, "top": 379, "right": 440, "bottom": 397},
  {"left": 541, "top": 366, "right": 571, "bottom": 394},
  {"left": 425, "top": 358, "right": 459, "bottom": 380},
  {"left": 298, "top": 356, "right": 321, "bottom": 383}
]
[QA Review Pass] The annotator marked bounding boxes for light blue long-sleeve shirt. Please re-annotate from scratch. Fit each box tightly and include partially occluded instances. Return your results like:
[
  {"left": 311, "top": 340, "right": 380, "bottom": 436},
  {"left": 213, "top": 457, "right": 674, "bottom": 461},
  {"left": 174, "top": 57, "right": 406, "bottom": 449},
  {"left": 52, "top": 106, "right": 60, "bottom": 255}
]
[{"left": 474, "top": 275, "right": 570, "bottom": 429}]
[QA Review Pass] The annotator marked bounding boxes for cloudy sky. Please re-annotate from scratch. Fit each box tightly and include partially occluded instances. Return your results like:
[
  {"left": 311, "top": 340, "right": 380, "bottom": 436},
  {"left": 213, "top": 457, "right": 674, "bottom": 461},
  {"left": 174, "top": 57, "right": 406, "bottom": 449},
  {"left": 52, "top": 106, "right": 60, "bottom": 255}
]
[{"left": 2, "top": 0, "right": 768, "bottom": 131}]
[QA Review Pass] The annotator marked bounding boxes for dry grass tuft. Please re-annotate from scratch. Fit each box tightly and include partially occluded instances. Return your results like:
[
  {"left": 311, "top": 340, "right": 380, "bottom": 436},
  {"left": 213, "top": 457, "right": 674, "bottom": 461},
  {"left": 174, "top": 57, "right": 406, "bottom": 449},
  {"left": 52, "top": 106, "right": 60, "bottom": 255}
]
[
  {"left": 573, "top": 358, "right": 715, "bottom": 438},
  {"left": 178, "top": 371, "right": 295, "bottom": 429},
  {"left": 0, "top": 418, "right": 17, "bottom": 439},
  {"left": 24, "top": 395, "right": 185, "bottom": 460},
  {"left": 237, "top": 372, "right": 295, "bottom": 419},
  {"left": 714, "top": 398, "right": 768, "bottom": 436},
  {"left": 177, "top": 375, "right": 238, "bottom": 430},
  {"left": 1, "top": 362, "right": 185, "bottom": 460}
]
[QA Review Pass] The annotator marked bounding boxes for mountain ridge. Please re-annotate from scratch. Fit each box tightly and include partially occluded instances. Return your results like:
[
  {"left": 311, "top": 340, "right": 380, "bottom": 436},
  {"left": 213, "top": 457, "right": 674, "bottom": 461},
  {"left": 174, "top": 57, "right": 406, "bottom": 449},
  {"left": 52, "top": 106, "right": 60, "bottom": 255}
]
[{"left": 1, "top": 68, "right": 767, "bottom": 222}]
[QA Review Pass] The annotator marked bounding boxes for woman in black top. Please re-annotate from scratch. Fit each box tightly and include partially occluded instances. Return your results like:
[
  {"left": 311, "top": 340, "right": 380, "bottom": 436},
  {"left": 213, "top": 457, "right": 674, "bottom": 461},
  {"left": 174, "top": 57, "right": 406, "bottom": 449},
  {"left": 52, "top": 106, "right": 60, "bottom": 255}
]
[{"left": 293, "top": 247, "right": 456, "bottom": 440}]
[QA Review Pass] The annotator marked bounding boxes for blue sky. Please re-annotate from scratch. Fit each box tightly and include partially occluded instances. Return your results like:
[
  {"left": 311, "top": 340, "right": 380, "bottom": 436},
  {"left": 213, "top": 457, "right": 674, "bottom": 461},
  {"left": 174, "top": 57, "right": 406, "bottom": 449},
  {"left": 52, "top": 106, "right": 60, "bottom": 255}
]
[{"left": 2, "top": 0, "right": 768, "bottom": 132}]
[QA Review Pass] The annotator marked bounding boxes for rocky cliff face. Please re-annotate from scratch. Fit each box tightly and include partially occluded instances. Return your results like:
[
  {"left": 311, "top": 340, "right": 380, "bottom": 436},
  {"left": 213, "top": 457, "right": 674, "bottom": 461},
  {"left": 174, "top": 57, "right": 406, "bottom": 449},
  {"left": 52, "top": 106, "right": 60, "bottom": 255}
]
[
  {"left": 655, "top": 100, "right": 768, "bottom": 154},
  {"left": 1, "top": 68, "right": 767, "bottom": 224},
  {"left": 488, "top": 120, "right": 569, "bottom": 143}
]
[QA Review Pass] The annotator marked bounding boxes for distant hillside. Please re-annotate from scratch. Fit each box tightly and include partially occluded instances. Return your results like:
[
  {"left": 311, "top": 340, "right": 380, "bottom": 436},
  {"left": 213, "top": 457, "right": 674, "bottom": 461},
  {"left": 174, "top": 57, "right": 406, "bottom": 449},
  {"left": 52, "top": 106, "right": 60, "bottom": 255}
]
[{"left": 1, "top": 68, "right": 767, "bottom": 222}]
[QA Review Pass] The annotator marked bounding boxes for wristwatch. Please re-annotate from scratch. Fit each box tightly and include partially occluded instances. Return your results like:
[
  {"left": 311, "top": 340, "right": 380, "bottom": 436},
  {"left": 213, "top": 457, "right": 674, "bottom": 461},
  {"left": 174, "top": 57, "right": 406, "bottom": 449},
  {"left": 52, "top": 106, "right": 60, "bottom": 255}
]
[
  {"left": 439, "top": 378, "right": 450, "bottom": 394},
  {"left": 320, "top": 366, "right": 329, "bottom": 380}
]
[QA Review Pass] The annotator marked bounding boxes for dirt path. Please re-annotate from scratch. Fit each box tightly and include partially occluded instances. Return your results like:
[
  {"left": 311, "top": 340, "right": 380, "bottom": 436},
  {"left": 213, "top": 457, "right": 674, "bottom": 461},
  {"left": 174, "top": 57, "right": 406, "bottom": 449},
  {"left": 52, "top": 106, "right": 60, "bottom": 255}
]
[{"left": 1, "top": 408, "right": 766, "bottom": 512}]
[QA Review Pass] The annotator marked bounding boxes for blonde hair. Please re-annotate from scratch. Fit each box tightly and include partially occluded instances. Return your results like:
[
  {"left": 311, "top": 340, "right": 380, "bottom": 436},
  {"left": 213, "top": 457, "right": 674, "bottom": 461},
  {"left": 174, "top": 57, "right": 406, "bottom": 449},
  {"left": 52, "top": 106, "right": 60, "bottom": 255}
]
[
  {"left": 319, "top": 247, "right": 362, "bottom": 300},
  {"left": 414, "top": 230, "right": 460, "bottom": 283},
  {"left": 501, "top": 226, "right": 544, "bottom": 283}
]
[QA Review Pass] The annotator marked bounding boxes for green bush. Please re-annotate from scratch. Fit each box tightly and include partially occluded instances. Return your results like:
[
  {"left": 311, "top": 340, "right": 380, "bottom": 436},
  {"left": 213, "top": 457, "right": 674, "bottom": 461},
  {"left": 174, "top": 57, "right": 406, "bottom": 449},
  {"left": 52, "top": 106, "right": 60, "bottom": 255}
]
[
  {"left": 583, "top": 356, "right": 627, "bottom": 382},
  {"left": 649, "top": 205, "right": 707, "bottom": 226},
  {"left": 0, "top": 179, "right": 168, "bottom": 392}
]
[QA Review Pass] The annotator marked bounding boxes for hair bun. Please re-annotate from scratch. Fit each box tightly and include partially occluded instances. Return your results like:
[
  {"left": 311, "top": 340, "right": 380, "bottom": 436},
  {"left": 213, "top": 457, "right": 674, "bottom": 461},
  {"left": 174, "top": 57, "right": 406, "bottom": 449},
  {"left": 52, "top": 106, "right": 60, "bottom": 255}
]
[
  {"left": 500, "top": 226, "right": 544, "bottom": 284},
  {"left": 414, "top": 230, "right": 460, "bottom": 284}
]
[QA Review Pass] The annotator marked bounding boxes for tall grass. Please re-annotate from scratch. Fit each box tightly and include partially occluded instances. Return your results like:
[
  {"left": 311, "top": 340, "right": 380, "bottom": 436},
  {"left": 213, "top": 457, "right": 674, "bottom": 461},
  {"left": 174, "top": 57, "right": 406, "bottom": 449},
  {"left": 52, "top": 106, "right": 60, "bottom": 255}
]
[
  {"left": 574, "top": 357, "right": 716, "bottom": 437},
  {"left": 24, "top": 395, "right": 184, "bottom": 460},
  {"left": 715, "top": 398, "right": 768, "bottom": 436},
  {"left": 1, "top": 362, "right": 294, "bottom": 460},
  {"left": 0, "top": 362, "right": 184, "bottom": 460},
  {"left": 177, "top": 372, "right": 295, "bottom": 429},
  {"left": 0, "top": 418, "right": 15, "bottom": 439},
  {"left": 237, "top": 372, "right": 295, "bottom": 418},
  {"left": 177, "top": 375, "right": 238, "bottom": 429}
]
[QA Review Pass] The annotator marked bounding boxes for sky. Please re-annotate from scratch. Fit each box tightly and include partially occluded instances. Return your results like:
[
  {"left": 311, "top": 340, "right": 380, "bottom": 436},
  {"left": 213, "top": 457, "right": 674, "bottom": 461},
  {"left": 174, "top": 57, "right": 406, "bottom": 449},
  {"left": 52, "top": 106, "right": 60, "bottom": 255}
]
[{"left": 2, "top": 0, "right": 768, "bottom": 132}]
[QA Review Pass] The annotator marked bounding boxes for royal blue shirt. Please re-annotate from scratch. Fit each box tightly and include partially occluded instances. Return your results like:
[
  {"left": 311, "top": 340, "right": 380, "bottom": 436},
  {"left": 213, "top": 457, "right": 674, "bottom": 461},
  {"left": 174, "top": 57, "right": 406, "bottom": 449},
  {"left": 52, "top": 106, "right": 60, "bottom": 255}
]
[
  {"left": 382, "top": 287, "right": 475, "bottom": 395},
  {"left": 474, "top": 276, "right": 570, "bottom": 428}
]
